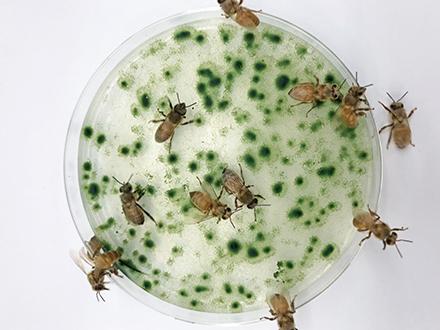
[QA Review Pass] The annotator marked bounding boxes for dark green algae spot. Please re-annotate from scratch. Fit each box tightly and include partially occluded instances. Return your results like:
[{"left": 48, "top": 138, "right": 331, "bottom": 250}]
[
  {"left": 258, "top": 145, "right": 271, "bottom": 159},
  {"left": 272, "top": 182, "right": 285, "bottom": 195},
  {"left": 83, "top": 126, "right": 93, "bottom": 138},
  {"left": 96, "top": 134, "right": 106, "bottom": 145},
  {"left": 288, "top": 208, "right": 304, "bottom": 219},
  {"left": 321, "top": 244, "right": 336, "bottom": 258},
  {"left": 167, "top": 153, "right": 179, "bottom": 164},
  {"left": 243, "top": 129, "right": 257, "bottom": 142},
  {"left": 142, "top": 280, "right": 152, "bottom": 290},
  {"left": 254, "top": 61, "right": 267, "bottom": 71},
  {"left": 227, "top": 239, "right": 242, "bottom": 254},
  {"left": 275, "top": 75, "right": 291, "bottom": 90},
  {"left": 194, "top": 285, "right": 209, "bottom": 293},
  {"left": 174, "top": 29, "right": 192, "bottom": 41},
  {"left": 83, "top": 161, "right": 92, "bottom": 171},
  {"left": 188, "top": 161, "right": 199, "bottom": 172},
  {"left": 243, "top": 32, "right": 256, "bottom": 48},
  {"left": 247, "top": 247, "right": 259, "bottom": 258},
  {"left": 87, "top": 183, "right": 100, "bottom": 199},
  {"left": 97, "top": 217, "right": 115, "bottom": 231},
  {"left": 317, "top": 166, "right": 336, "bottom": 178},
  {"left": 243, "top": 153, "right": 257, "bottom": 169},
  {"left": 263, "top": 32, "right": 282, "bottom": 44}
]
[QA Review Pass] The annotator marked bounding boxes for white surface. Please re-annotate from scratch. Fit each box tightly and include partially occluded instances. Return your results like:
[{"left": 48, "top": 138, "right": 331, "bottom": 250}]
[{"left": 0, "top": 1, "right": 438, "bottom": 329}]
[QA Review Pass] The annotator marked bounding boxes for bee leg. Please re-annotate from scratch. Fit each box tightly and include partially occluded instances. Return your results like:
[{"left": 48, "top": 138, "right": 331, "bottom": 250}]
[
  {"left": 135, "top": 188, "right": 146, "bottom": 201},
  {"left": 167, "top": 97, "right": 173, "bottom": 110},
  {"left": 150, "top": 119, "right": 165, "bottom": 123},
  {"left": 359, "top": 231, "right": 372, "bottom": 246},
  {"left": 238, "top": 163, "right": 247, "bottom": 184},
  {"left": 313, "top": 75, "right": 320, "bottom": 86},
  {"left": 255, "top": 194, "right": 266, "bottom": 200},
  {"left": 229, "top": 218, "right": 236, "bottom": 229},
  {"left": 387, "top": 126, "right": 395, "bottom": 149},
  {"left": 367, "top": 206, "right": 380, "bottom": 220},
  {"left": 408, "top": 107, "right": 418, "bottom": 118},
  {"left": 168, "top": 132, "right": 175, "bottom": 154},
  {"left": 157, "top": 108, "right": 167, "bottom": 117},
  {"left": 243, "top": 7, "right": 263, "bottom": 13},
  {"left": 181, "top": 120, "right": 194, "bottom": 126},
  {"left": 305, "top": 104, "right": 318, "bottom": 117},
  {"left": 253, "top": 208, "right": 257, "bottom": 222},
  {"left": 136, "top": 203, "right": 157, "bottom": 225},
  {"left": 290, "top": 101, "right": 306, "bottom": 108},
  {"left": 260, "top": 316, "right": 277, "bottom": 321},
  {"left": 382, "top": 240, "right": 387, "bottom": 250},
  {"left": 379, "top": 123, "right": 393, "bottom": 134},
  {"left": 218, "top": 186, "right": 224, "bottom": 199}
]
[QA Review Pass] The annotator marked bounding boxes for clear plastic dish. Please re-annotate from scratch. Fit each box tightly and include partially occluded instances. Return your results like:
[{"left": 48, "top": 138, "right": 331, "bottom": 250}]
[{"left": 64, "top": 8, "right": 382, "bottom": 325}]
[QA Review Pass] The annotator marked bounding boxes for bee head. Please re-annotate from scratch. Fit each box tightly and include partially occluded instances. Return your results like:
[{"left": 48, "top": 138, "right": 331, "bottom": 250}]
[
  {"left": 390, "top": 102, "right": 404, "bottom": 111},
  {"left": 330, "top": 84, "right": 343, "bottom": 101},
  {"left": 222, "top": 207, "right": 233, "bottom": 219},
  {"left": 385, "top": 232, "right": 398, "bottom": 246},
  {"left": 120, "top": 183, "right": 133, "bottom": 193},
  {"left": 247, "top": 198, "right": 259, "bottom": 209},
  {"left": 174, "top": 103, "right": 187, "bottom": 116}
]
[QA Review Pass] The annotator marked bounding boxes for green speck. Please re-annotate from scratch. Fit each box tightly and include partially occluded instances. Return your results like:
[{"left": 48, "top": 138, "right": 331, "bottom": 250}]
[
  {"left": 96, "top": 134, "right": 106, "bottom": 145},
  {"left": 227, "top": 239, "right": 242, "bottom": 254},
  {"left": 286, "top": 261, "right": 294, "bottom": 269},
  {"left": 138, "top": 255, "right": 147, "bottom": 263},
  {"left": 310, "top": 236, "right": 319, "bottom": 244},
  {"left": 288, "top": 208, "right": 303, "bottom": 219},
  {"left": 277, "top": 58, "right": 291, "bottom": 67},
  {"left": 244, "top": 32, "right": 255, "bottom": 48},
  {"left": 142, "top": 280, "right": 152, "bottom": 290},
  {"left": 224, "top": 283, "right": 233, "bottom": 294},
  {"left": 328, "top": 110, "right": 337, "bottom": 120},
  {"left": 102, "top": 176, "right": 109, "bottom": 183},
  {"left": 153, "top": 269, "right": 161, "bottom": 275},
  {"left": 325, "top": 73, "right": 335, "bottom": 83},
  {"left": 264, "top": 32, "right": 282, "bottom": 44},
  {"left": 275, "top": 75, "right": 290, "bottom": 90},
  {"left": 272, "top": 182, "right": 284, "bottom": 195},
  {"left": 231, "top": 301, "right": 240, "bottom": 309},
  {"left": 296, "top": 46, "right": 308, "bottom": 56},
  {"left": 317, "top": 166, "right": 336, "bottom": 178},
  {"left": 358, "top": 151, "right": 369, "bottom": 160},
  {"left": 322, "top": 244, "right": 336, "bottom": 258},
  {"left": 83, "top": 161, "right": 92, "bottom": 172},
  {"left": 247, "top": 247, "right": 259, "bottom": 258},
  {"left": 194, "top": 286, "right": 209, "bottom": 293},
  {"left": 174, "top": 30, "right": 191, "bottom": 41},
  {"left": 83, "top": 126, "right": 93, "bottom": 138},
  {"left": 248, "top": 88, "right": 258, "bottom": 99},
  {"left": 204, "top": 174, "right": 214, "bottom": 184},
  {"left": 201, "top": 273, "right": 210, "bottom": 280},
  {"left": 120, "top": 146, "right": 130, "bottom": 156},
  {"left": 209, "top": 76, "right": 221, "bottom": 87},
  {"left": 188, "top": 161, "right": 199, "bottom": 172},
  {"left": 203, "top": 95, "right": 214, "bottom": 109},
  {"left": 258, "top": 145, "right": 271, "bottom": 159},
  {"left": 167, "top": 153, "right": 179, "bottom": 164},
  {"left": 218, "top": 99, "right": 229, "bottom": 110},
  {"left": 263, "top": 246, "right": 272, "bottom": 254},
  {"left": 206, "top": 151, "right": 216, "bottom": 161},
  {"left": 139, "top": 93, "right": 151, "bottom": 108},
  {"left": 144, "top": 239, "right": 155, "bottom": 249},
  {"left": 311, "top": 120, "right": 323, "bottom": 132},
  {"left": 128, "top": 228, "right": 136, "bottom": 237},
  {"left": 243, "top": 153, "right": 256, "bottom": 169},
  {"left": 146, "top": 185, "right": 156, "bottom": 196},
  {"left": 244, "top": 129, "right": 257, "bottom": 142},
  {"left": 195, "top": 34, "right": 205, "bottom": 44},
  {"left": 295, "top": 176, "right": 304, "bottom": 186},
  {"left": 88, "top": 183, "right": 100, "bottom": 199},
  {"left": 179, "top": 289, "right": 188, "bottom": 297},
  {"left": 97, "top": 217, "right": 115, "bottom": 231},
  {"left": 197, "top": 82, "right": 207, "bottom": 94},
  {"left": 238, "top": 285, "right": 245, "bottom": 294},
  {"left": 256, "top": 232, "right": 265, "bottom": 241},
  {"left": 254, "top": 61, "right": 267, "bottom": 71},
  {"left": 205, "top": 232, "right": 214, "bottom": 240},
  {"left": 190, "top": 300, "right": 199, "bottom": 307},
  {"left": 252, "top": 75, "right": 260, "bottom": 83},
  {"left": 233, "top": 60, "right": 244, "bottom": 73}
]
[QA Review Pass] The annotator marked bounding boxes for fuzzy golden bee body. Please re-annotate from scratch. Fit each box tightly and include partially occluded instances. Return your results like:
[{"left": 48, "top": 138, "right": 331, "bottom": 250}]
[{"left": 218, "top": 0, "right": 261, "bottom": 28}]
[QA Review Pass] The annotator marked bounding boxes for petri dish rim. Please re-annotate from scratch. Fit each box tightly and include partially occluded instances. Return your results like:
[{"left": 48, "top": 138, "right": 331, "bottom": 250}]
[{"left": 64, "top": 7, "right": 383, "bottom": 325}]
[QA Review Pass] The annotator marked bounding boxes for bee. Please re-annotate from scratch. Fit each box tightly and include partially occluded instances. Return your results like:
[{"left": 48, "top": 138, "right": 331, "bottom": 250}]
[
  {"left": 339, "top": 73, "right": 373, "bottom": 128},
  {"left": 353, "top": 206, "right": 412, "bottom": 258},
  {"left": 71, "top": 237, "right": 122, "bottom": 301},
  {"left": 190, "top": 177, "right": 240, "bottom": 228},
  {"left": 379, "top": 92, "right": 417, "bottom": 149},
  {"left": 261, "top": 293, "right": 298, "bottom": 330},
  {"left": 113, "top": 175, "right": 156, "bottom": 226},
  {"left": 218, "top": 0, "right": 261, "bottom": 28},
  {"left": 150, "top": 93, "right": 196, "bottom": 153},
  {"left": 289, "top": 75, "right": 345, "bottom": 116},
  {"left": 85, "top": 235, "right": 102, "bottom": 259},
  {"left": 222, "top": 164, "right": 269, "bottom": 221}
]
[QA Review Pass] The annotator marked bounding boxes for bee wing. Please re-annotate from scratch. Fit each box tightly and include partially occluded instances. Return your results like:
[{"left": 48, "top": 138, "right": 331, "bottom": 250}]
[
  {"left": 70, "top": 250, "right": 88, "bottom": 275},
  {"left": 79, "top": 247, "right": 94, "bottom": 266},
  {"left": 199, "top": 180, "right": 220, "bottom": 200}
]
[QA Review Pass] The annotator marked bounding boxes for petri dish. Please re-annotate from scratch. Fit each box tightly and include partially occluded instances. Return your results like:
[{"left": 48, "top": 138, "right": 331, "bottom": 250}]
[{"left": 64, "top": 8, "right": 382, "bottom": 325}]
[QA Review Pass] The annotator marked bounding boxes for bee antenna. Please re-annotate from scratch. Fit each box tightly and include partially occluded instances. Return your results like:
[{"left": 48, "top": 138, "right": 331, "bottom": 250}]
[
  {"left": 362, "top": 83, "right": 373, "bottom": 88},
  {"left": 397, "top": 91, "right": 409, "bottom": 102},
  {"left": 386, "top": 92, "right": 396, "bottom": 103},
  {"left": 229, "top": 218, "right": 236, "bottom": 229},
  {"left": 355, "top": 72, "right": 359, "bottom": 86},
  {"left": 176, "top": 92, "right": 181, "bottom": 104},
  {"left": 339, "top": 79, "right": 347, "bottom": 88},
  {"left": 126, "top": 174, "right": 133, "bottom": 183},
  {"left": 256, "top": 204, "right": 271, "bottom": 207},
  {"left": 395, "top": 244, "right": 403, "bottom": 258},
  {"left": 397, "top": 239, "right": 413, "bottom": 244},
  {"left": 112, "top": 176, "right": 123, "bottom": 185},
  {"left": 186, "top": 102, "right": 197, "bottom": 109}
]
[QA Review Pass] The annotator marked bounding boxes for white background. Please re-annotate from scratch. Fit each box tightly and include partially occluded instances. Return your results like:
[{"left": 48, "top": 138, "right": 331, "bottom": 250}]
[{"left": 0, "top": 0, "right": 439, "bottom": 329}]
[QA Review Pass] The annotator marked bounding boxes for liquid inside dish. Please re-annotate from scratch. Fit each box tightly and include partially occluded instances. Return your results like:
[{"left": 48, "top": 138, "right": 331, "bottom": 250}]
[{"left": 78, "top": 18, "right": 375, "bottom": 313}]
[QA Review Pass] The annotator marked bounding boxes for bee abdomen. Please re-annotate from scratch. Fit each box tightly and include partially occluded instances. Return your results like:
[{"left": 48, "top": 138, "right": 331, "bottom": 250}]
[{"left": 155, "top": 122, "right": 173, "bottom": 143}]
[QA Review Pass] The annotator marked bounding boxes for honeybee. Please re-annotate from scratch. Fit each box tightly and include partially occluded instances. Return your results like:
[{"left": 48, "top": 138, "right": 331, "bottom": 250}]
[
  {"left": 339, "top": 73, "right": 373, "bottom": 128},
  {"left": 113, "top": 175, "right": 156, "bottom": 226},
  {"left": 289, "top": 75, "right": 345, "bottom": 116},
  {"left": 190, "top": 177, "right": 240, "bottom": 228},
  {"left": 222, "top": 164, "right": 269, "bottom": 221},
  {"left": 150, "top": 93, "right": 196, "bottom": 153},
  {"left": 353, "top": 206, "right": 412, "bottom": 258},
  {"left": 218, "top": 0, "right": 261, "bottom": 28},
  {"left": 85, "top": 235, "right": 102, "bottom": 259},
  {"left": 71, "top": 237, "right": 122, "bottom": 301},
  {"left": 379, "top": 92, "right": 417, "bottom": 149},
  {"left": 261, "top": 293, "right": 298, "bottom": 330}
]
